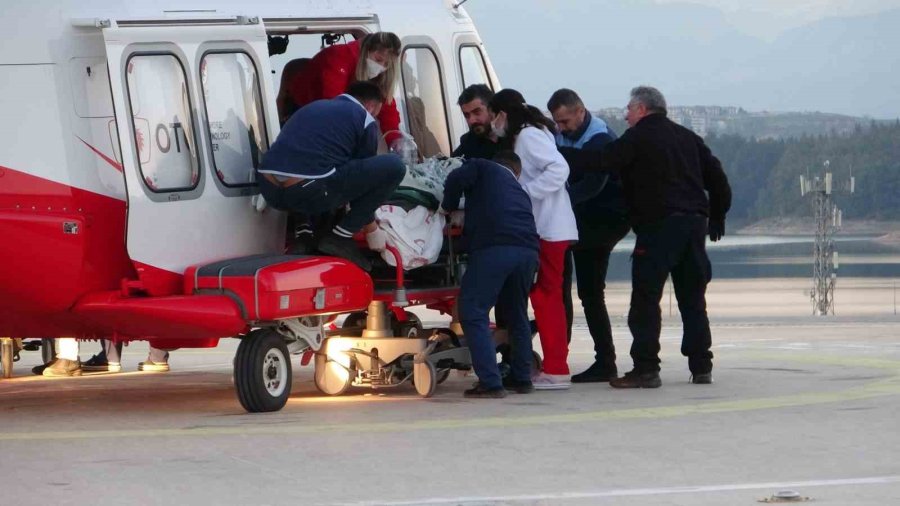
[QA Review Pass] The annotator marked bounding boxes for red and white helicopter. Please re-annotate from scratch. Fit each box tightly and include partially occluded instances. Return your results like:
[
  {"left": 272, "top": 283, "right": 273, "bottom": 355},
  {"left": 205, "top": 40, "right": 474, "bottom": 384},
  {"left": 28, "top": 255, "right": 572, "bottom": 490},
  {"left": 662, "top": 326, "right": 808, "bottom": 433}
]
[{"left": 0, "top": 0, "right": 503, "bottom": 411}]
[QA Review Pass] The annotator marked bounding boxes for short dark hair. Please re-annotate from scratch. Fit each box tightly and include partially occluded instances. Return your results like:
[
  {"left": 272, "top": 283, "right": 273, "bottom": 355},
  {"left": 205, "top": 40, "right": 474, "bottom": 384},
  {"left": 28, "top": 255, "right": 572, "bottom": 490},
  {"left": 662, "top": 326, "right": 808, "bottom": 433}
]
[
  {"left": 547, "top": 88, "right": 584, "bottom": 113},
  {"left": 346, "top": 81, "right": 385, "bottom": 104},
  {"left": 457, "top": 84, "right": 494, "bottom": 107},
  {"left": 493, "top": 150, "right": 522, "bottom": 175}
]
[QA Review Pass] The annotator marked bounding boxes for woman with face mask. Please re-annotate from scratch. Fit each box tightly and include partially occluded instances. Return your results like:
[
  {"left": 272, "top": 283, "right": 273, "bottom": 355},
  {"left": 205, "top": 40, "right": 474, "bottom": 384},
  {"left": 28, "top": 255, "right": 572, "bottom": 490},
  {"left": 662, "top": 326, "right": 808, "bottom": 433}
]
[
  {"left": 288, "top": 32, "right": 403, "bottom": 145},
  {"left": 489, "top": 88, "right": 579, "bottom": 391}
]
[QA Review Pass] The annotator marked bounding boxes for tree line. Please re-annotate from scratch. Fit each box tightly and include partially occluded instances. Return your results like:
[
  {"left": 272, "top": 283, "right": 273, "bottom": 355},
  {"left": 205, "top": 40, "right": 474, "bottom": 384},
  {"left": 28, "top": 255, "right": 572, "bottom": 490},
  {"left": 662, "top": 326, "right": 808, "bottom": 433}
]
[
  {"left": 705, "top": 121, "right": 900, "bottom": 222},
  {"left": 597, "top": 116, "right": 900, "bottom": 222}
]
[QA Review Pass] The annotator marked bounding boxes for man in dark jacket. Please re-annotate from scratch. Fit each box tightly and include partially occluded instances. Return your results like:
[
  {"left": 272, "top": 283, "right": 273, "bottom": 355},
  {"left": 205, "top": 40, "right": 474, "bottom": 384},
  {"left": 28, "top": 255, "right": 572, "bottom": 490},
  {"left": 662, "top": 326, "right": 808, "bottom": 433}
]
[
  {"left": 559, "top": 86, "right": 731, "bottom": 388},
  {"left": 442, "top": 151, "right": 540, "bottom": 398},
  {"left": 258, "top": 81, "right": 406, "bottom": 271},
  {"left": 549, "top": 88, "right": 630, "bottom": 383},
  {"left": 452, "top": 84, "right": 501, "bottom": 160}
]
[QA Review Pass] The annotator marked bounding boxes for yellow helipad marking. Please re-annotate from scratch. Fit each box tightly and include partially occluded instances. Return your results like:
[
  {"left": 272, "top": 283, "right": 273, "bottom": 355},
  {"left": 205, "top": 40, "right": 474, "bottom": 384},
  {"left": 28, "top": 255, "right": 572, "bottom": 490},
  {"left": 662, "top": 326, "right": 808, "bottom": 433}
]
[{"left": 1, "top": 353, "right": 898, "bottom": 442}]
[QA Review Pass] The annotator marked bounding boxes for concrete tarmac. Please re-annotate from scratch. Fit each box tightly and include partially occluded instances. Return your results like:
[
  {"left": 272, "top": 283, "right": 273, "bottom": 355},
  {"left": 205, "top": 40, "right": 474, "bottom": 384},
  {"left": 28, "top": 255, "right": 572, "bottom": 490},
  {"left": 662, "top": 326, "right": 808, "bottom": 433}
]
[{"left": 2, "top": 280, "right": 900, "bottom": 505}]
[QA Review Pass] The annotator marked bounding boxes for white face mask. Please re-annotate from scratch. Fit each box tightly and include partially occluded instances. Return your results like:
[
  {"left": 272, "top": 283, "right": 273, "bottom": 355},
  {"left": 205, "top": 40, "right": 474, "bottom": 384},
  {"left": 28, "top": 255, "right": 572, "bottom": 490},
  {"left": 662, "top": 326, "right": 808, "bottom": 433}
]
[
  {"left": 491, "top": 118, "right": 507, "bottom": 138},
  {"left": 366, "top": 58, "right": 387, "bottom": 79}
]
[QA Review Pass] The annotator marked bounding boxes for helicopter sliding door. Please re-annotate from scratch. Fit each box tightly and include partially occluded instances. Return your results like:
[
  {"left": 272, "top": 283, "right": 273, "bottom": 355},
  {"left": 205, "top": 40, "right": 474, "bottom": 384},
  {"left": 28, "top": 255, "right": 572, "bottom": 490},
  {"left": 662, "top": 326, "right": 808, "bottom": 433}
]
[{"left": 102, "top": 17, "right": 283, "bottom": 294}]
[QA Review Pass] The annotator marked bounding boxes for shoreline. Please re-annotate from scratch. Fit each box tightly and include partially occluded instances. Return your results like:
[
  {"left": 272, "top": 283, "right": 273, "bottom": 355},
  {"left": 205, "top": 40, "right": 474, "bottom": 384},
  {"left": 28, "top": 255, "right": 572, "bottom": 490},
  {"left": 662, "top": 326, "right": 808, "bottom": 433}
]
[{"left": 735, "top": 217, "right": 900, "bottom": 239}]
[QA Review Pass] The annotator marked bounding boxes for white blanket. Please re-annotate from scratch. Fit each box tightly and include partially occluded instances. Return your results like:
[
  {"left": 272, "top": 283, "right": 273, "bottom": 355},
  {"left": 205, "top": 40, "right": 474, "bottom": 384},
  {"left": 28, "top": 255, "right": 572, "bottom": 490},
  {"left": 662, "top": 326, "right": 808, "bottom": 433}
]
[{"left": 374, "top": 205, "right": 446, "bottom": 270}]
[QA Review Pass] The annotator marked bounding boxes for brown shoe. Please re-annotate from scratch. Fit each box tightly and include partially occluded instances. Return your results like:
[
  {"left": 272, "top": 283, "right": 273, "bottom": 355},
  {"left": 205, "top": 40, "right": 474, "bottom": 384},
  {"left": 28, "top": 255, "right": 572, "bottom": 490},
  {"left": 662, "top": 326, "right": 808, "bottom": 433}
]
[
  {"left": 42, "top": 358, "right": 83, "bottom": 377},
  {"left": 138, "top": 360, "right": 170, "bottom": 372},
  {"left": 610, "top": 369, "right": 661, "bottom": 389}
]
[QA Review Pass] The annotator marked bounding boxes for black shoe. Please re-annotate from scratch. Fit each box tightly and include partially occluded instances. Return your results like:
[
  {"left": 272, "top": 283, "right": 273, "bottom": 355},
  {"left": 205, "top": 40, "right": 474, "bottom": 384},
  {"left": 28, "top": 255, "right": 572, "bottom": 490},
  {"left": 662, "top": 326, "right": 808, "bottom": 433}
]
[
  {"left": 464, "top": 384, "right": 508, "bottom": 399},
  {"left": 571, "top": 362, "right": 618, "bottom": 383},
  {"left": 289, "top": 231, "right": 316, "bottom": 255},
  {"left": 82, "top": 353, "right": 122, "bottom": 372},
  {"left": 610, "top": 369, "right": 661, "bottom": 389},
  {"left": 317, "top": 234, "right": 372, "bottom": 271},
  {"left": 691, "top": 373, "right": 713, "bottom": 384},
  {"left": 502, "top": 377, "right": 534, "bottom": 394},
  {"left": 32, "top": 359, "right": 55, "bottom": 376}
]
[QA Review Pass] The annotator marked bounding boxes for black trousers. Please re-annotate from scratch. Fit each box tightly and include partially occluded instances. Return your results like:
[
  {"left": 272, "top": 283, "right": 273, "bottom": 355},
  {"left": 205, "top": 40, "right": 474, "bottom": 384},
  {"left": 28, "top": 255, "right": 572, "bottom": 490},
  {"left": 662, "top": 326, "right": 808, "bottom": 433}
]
[
  {"left": 563, "top": 217, "right": 630, "bottom": 365},
  {"left": 627, "top": 215, "right": 713, "bottom": 374}
]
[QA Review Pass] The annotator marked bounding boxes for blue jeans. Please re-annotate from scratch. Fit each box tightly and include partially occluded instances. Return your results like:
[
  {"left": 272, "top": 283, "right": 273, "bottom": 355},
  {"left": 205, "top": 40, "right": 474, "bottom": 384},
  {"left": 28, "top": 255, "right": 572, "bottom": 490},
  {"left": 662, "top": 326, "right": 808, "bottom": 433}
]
[
  {"left": 459, "top": 245, "right": 539, "bottom": 390},
  {"left": 259, "top": 154, "right": 405, "bottom": 234}
]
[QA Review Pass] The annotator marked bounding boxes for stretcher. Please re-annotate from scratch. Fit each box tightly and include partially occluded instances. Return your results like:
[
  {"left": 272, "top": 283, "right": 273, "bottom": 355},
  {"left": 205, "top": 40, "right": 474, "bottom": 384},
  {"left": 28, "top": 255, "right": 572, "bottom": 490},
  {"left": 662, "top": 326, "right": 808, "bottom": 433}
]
[
  {"left": 181, "top": 225, "right": 476, "bottom": 412},
  {"left": 311, "top": 230, "right": 473, "bottom": 398}
]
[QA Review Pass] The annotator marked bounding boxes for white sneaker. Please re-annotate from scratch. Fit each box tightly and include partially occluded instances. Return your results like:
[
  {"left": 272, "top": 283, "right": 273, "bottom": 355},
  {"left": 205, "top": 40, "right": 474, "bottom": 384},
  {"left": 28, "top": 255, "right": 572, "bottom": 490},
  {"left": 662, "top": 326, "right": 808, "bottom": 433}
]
[{"left": 532, "top": 372, "right": 571, "bottom": 390}]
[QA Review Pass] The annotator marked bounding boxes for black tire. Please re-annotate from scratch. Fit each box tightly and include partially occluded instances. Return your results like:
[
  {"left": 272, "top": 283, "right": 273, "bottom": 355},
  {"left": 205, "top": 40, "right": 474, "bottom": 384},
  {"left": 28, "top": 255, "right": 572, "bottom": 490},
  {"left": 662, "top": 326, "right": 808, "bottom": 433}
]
[
  {"left": 1, "top": 340, "right": 13, "bottom": 379},
  {"left": 234, "top": 329, "right": 292, "bottom": 413},
  {"left": 393, "top": 312, "right": 423, "bottom": 338},
  {"left": 340, "top": 312, "right": 368, "bottom": 336}
]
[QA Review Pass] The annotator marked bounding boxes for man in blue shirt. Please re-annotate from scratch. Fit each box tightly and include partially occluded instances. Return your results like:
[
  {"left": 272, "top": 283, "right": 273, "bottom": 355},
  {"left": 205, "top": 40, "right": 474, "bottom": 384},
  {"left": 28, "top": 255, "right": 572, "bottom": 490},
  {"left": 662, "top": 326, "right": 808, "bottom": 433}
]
[
  {"left": 549, "top": 88, "right": 630, "bottom": 383},
  {"left": 258, "top": 81, "right": 406, "bottom": 270},
  {"left": 442, "top": 151, "right": 540, "bottom": 398}
]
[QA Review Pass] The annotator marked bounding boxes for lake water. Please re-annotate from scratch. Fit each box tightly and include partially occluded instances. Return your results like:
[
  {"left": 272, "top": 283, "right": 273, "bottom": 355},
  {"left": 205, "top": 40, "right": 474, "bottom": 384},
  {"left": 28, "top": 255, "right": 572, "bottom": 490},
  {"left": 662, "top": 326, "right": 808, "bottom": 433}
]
[{"left": 604, "top": 235, "right": 900, "bottom": 282}]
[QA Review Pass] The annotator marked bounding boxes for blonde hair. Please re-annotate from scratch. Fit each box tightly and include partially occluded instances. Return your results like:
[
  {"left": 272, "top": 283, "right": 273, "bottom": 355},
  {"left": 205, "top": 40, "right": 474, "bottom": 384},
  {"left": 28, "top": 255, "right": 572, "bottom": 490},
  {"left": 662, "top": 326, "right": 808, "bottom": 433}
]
[{"left": 354, "top": 32, "right": 401, "bottom": 104}]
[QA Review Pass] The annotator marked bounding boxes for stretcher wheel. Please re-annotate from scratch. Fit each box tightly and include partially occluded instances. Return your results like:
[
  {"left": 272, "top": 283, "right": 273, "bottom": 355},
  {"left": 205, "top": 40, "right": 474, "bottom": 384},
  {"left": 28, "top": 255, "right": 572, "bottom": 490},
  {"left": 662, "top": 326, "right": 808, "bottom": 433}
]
[
  {"left": 1, "top": 339, "right": 13, "bottom": 379},
  {"left": 435, "top": 368, "right": 451, "bottom": 385},
  {"left": 234, "top": 329, "right": 292, "bottom": 413},
  {"left": 413, "top": 360, "right": 437, "bottom": 398},
  {"left": 314, "top": 352, "right": 352, "bottom": 396},
  {"left": 393, "top": 311, "right": 422, "bottom": 338}
]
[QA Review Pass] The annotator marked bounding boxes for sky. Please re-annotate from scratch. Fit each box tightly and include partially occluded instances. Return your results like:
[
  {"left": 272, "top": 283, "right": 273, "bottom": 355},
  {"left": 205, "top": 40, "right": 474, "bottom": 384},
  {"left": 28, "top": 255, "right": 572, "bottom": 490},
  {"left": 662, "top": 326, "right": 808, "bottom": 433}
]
[
  {"left": 653, "top": 0, "right": 900, "bottom": 39},
  {"left": 465, "top": 0, "right": 900, "bottom": 117}
]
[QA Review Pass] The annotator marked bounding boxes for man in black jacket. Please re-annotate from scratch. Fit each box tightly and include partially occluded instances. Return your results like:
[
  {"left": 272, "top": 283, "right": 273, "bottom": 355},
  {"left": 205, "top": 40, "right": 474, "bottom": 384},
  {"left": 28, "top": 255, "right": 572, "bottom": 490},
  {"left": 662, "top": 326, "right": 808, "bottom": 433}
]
[{"left": 559, "top": 86, "right": 731, "bottom": 388}]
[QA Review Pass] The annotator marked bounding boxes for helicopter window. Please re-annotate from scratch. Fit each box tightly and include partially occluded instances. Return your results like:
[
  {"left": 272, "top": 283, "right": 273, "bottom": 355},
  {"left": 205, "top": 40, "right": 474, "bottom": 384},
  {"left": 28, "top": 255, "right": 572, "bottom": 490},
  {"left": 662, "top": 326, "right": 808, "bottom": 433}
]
[
  {"left": 125, "top": 54, "right": 200, "bottom": 192},
  {"left": 459, "top": 45, "right": 492, "bottom": 90},
  {"left": 199, "top": 52, "right": 268, "bottom": 187},
  {"left": 400, "top": 46, "right": 451, "bottom": 158}
]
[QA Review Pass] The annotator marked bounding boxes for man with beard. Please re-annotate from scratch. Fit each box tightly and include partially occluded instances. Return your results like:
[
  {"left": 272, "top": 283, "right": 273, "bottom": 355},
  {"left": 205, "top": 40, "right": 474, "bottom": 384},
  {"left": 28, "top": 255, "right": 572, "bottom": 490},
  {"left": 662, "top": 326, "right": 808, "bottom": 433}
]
[
  {"left": 548, "top": 88, "right": 629, "bottom": 384},
  {"left": 452, "top": 84, "right": 501, "bottom": 160}
]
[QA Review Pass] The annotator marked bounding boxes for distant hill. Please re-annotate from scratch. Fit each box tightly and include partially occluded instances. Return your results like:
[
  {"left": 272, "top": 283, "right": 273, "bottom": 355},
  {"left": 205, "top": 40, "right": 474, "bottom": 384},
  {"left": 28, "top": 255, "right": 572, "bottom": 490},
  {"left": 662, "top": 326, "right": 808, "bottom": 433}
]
[
  {"left": 579, "top": 114, "right": 900, "bottom": 223},
  {"left": 469, "top": 2, "right": 900, "bottom": 118}
]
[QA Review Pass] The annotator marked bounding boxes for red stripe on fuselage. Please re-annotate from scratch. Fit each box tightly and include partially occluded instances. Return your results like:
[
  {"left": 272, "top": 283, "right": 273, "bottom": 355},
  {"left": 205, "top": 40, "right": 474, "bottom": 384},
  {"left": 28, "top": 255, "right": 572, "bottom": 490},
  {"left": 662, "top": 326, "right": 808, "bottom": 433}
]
[{"left": 77, "top": 136, "right": 123, "bottom": 173}]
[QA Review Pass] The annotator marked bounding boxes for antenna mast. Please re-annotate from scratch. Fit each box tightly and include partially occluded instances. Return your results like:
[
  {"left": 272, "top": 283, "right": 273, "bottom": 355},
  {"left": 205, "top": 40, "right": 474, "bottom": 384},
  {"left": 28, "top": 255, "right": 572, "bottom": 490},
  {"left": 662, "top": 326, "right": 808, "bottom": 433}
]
[{"left": 799, "top": 160, "right": 855, "bottom": 315}]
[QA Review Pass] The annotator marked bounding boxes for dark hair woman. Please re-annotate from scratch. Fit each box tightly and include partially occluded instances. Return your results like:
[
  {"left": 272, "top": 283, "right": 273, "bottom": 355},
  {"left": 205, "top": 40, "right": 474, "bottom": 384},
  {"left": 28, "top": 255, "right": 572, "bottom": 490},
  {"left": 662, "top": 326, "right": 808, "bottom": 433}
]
[
  {"left": 287, "top": 32, "right": 403, "bottom": 145},
  {"left": 487, "top": 88, "right": 557, "bottom": 146},
  {"left": 488, "top": 88, "right": 578, "bottom": 391}
]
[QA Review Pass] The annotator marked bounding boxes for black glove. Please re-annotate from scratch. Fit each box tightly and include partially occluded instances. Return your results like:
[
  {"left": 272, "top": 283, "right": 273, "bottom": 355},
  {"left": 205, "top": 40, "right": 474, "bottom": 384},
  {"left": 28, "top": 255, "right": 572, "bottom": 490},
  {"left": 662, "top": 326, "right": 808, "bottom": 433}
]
[{"left": 708, "top": 219, "right": 725, "bottom": 242}]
